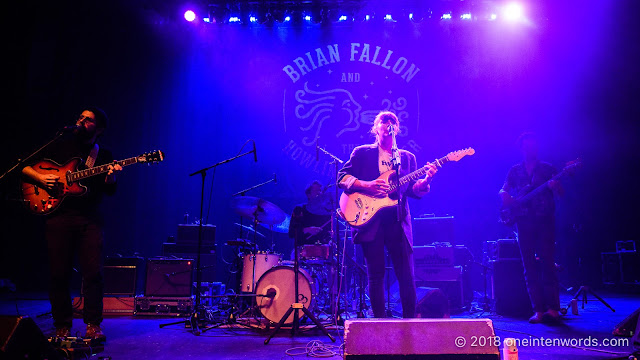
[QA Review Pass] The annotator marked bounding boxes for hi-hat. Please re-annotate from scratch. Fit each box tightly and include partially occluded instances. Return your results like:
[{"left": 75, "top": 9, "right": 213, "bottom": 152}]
[{"left": 230, "top": 196, "right": 286, "bottom": 225}]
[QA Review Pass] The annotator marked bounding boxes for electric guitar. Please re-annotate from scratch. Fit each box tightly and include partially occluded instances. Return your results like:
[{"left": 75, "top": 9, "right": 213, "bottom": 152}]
[
  {"left": 338, "top": 148, "right": 475, "bottom": 228},
  {"left": 21, "top": 150, "right": 164, "bottom": 215},
  {"left": 499, "top": 158, "right": 581, "bottom": 226}
]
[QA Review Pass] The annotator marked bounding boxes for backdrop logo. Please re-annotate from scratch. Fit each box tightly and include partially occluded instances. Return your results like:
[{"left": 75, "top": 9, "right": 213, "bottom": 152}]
[{"left": 281, "top": 42, "right": 424, "bottom": 177}]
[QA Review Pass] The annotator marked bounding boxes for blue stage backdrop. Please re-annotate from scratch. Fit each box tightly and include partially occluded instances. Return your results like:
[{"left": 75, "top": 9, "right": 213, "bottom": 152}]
[{"left": 1, "top": 0, "right": 637, "bottom": 289}]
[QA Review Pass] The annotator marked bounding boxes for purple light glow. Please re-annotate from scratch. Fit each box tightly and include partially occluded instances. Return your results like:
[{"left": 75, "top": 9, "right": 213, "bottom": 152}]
[{"left": 184, "top": 10, "right": 196, "bottom": 22}]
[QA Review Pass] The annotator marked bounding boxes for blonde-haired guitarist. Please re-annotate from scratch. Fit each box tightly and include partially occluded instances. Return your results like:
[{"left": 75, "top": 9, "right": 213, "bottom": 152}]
[{"left": 337, "top": 111, "right": 437, "bottom": 318}]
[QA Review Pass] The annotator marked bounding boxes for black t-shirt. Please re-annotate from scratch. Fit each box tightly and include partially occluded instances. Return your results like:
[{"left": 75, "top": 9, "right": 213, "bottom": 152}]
[
  {"left": 288, "top": 204, "right": 331, "bottom": 245},
  {"left": 31, "top": 133, "right": 116, "bottom": 217}
]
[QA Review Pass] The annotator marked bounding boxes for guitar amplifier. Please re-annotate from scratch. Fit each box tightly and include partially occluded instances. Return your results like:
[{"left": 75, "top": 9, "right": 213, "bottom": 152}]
[
  {"left": 145, "top": 258, "right": 193, "bottom": 297},
  {"left": 414, "top": 266, "right": 464, "bottom": 311},
  {"left": 176, "top": 224, "right": 216, "bottom": 245},
  {"left": 412, "top": 216, "right": 455, "bottom": 246},
  {"left": 414, "top": 245, "right": 455, "bottom": 267}
]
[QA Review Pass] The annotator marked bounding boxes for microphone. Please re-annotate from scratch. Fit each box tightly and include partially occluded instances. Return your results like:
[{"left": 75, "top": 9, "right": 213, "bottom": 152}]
[
  {"left": 61, "top": 125, "right": 81, "bottom": 132},
  {"left": 264, "top": 288, "right": 277, "bottom": 299},
  {"left": 316, "top": 141, "right": 319, "bottom": 161},
  {"left": 273, "top": 173, "right": 277, "bottom": 184},
  {"left": 388, "top": 124, "right": 395, "bottom": 135},
  {"left": 252, "top": 140, "right": 257, "bottom": 163}
]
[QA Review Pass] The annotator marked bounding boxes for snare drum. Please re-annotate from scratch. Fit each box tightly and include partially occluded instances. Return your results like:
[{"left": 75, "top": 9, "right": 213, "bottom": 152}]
[
  {"left": 255, "top": 265, "right": 316, "bottom": 324},
  {"left": 240, "top": 251, "right": 281, "bottom": 293}
]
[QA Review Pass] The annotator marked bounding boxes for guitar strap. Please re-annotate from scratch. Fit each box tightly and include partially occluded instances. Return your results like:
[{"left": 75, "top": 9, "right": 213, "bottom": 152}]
[{"left": 85, "top": 143, "right": 99, "bottom": 168}]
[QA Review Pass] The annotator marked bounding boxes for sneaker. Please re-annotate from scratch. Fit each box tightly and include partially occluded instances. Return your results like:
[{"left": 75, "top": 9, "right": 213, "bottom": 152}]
[
  {"left": 542, "top": 310, "right": 561, "bottom": 323},
  {"left": 85, "top": 324, "right": 106, "bottom": 341},
  {"left": 55, "top": 327, "right": 70, "bottom": 338}
]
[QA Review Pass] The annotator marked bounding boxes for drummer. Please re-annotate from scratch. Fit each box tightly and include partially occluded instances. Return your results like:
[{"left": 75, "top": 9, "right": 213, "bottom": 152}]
[{"left": 288, "top": 180, "right": 332, "bottom": 255}]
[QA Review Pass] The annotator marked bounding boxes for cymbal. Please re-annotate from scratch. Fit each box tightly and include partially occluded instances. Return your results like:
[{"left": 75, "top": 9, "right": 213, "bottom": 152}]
[
  {"left": 258, "top": 215, "right": 290, "bottom": 234},
  {"left": 233, "top": 223, "right": 265, "bottom": 238},
  {"left": 230, "top": 196, "right": 286, "bottom": 225}
]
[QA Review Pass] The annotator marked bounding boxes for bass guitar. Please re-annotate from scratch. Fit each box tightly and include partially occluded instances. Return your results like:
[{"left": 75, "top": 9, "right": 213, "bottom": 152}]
[
  {"left": 338, "top": 148, "right": 474, "bottom": 228},
  {"left": 21, "top": 150, "right": 164, "bottom": 215},
  {"left": 499, "top": 159, "right": 581, "bottom": 226}
]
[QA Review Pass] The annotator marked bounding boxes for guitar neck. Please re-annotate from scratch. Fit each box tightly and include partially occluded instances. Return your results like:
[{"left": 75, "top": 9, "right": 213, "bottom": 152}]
[
  {"left": 518, "top": 169, "right": 566, "bottom": 202},
  {"left": 69, "top": 157, "right": 139, "bottom": 182},
  {"left": 390, "top": 154, "right": 450, "bottom": 191}
]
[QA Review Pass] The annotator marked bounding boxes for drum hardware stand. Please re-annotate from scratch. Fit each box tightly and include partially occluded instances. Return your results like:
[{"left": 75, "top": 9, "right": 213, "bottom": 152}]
[
  {"left": 562, "top": 286, "right": 615, "bottom": 314},
  {"left": 160, "top": 140, "right": 257, "bottom": 335},
  {"left": 264, "top": 213, "right": 335, "bottom": 345}
]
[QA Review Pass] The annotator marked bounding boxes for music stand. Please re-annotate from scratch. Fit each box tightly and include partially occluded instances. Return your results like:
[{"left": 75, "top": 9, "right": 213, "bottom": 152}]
[{"left": 264, "top": 211, "right": 335, "bottom": 344}]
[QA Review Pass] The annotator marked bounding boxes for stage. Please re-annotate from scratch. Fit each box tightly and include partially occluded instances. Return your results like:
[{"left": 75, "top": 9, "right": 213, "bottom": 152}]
[{"left": 1, "top": 289, "right": 638, "bottom": 359}]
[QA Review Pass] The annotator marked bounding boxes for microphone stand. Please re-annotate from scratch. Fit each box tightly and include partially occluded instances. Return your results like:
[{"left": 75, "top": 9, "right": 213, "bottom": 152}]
[
  {"left": 0, "top": 129, "right": 68, "bottom": 183},
  {"left": 390, "top": 126, "right": 402, "bottom": 222},
  {"left": 316, "top": 145, "right": 344, "bottom": 320},
  {"left": 160, "top": 146, "right": 255, "bottom": 335}
]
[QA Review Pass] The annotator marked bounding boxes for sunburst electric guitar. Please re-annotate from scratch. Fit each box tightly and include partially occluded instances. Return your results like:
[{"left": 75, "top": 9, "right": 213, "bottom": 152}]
[
  {"left": 338, "top": 148, "right": 475, "bottom": 228},
  {"left": 21, "top": 150, "right": 164, "bottom": 215}
]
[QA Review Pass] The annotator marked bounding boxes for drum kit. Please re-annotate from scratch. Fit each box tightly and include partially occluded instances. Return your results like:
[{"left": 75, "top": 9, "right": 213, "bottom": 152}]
[{"left": 227, "top": 192, "right": 345, "bottom": 327}]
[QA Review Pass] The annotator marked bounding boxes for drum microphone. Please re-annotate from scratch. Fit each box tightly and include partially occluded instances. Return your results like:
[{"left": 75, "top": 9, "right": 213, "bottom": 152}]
[{"left": 264, "top": 288, "right": 277, "bottom": 299}]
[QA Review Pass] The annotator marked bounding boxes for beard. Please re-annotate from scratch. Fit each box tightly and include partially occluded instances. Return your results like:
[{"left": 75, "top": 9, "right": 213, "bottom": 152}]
[{"left": 73, "top": 126, "right": 95, "bottom": 141}]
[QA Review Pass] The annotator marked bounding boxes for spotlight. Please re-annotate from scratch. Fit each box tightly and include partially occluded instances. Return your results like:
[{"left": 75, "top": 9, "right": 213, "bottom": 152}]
[
  {"left": 441, "top": 13, "right": 452, "bottom": 20},
  {"left": 339, "top": 15, "right": 348, "bottom": 21},
  {"left": 409, "top": 13, "right": 413, "bottom": 19},
  {"left": 229, "top": 16, "right": 241, "bottom": 23},
  {"left": 490, "top": 13, "right": 498, "bottom": 20},
  {"left": 249, "top": 16, "right": 257, "bottom": 23},
  {"left": 365, "top": 15, "right": 371, "bottom": 21},
  {"left": 503, "top": 3, "right": 524, "bottom": 21},
  {"left": 284, "top": 15, "right": 291, "bottom": 22},
  {"left": 461, "top": 13, "right": 472, "bottom": 20},
  {"left": 184, "top": 10, "right": 196, "bottom": 22},
  {"left": 304, "top": 15, "right": 311, "bottom": 21},
  {"left": 384, "top": 14, "right": 393, "bottom": 21}
]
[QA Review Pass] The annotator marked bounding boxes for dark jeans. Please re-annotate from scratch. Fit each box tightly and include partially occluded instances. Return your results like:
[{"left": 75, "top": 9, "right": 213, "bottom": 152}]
[
  {"left": 46, "top": 214, "right": 104, "bottom": 329},
  {"left": 517, "top": 216, "right": 560, "bottom": 312},
  {"left": 361, "top": 214, "right": 416, "bottom": 318}
]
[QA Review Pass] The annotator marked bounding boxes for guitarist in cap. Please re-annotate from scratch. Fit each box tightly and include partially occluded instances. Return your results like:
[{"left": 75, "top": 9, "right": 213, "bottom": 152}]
[
  {"left": 499, "top": 132, "right": 563, "bottom": 324},
  {"left": 21, "top": 107, "right": 121, "bottom": 340},
  {"left": 337, "top": 111, "right": 437, "bottom": 318}
]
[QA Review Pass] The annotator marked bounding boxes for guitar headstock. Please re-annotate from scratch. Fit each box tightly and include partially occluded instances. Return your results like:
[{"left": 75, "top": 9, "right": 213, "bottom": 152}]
[
  {"left": 138, "top": 150, "right": 165, "bottom": 164},
  {"left": 446, "top": 147, "right": 475, "bottom": 162}
]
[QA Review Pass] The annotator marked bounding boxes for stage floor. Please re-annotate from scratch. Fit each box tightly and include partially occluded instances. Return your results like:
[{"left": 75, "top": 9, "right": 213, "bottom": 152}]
[{"left": 1, "top": 289, "right": 638, "bottom": 360}]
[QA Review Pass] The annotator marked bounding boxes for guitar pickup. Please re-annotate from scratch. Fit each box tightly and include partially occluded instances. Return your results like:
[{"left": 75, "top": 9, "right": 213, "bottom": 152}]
[{"left": 355, "top": 198, "right": 363, "bottom": 209}]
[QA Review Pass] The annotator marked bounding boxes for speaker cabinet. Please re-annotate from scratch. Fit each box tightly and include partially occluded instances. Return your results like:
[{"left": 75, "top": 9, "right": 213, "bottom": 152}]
[
  {"left": 492, "top": 259, "right": 530, "bottom": 317},
  {"left": 344, "top": 318, "right": 499, "bottom": 359},
  {"left": 0, "top": 316, "right": 59, "bottom": 360}
]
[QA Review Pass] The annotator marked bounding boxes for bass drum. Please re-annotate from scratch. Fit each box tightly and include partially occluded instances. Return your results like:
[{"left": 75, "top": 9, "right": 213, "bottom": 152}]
[{"left": 255, "top": 266, "right": 316, "bottom": 324}]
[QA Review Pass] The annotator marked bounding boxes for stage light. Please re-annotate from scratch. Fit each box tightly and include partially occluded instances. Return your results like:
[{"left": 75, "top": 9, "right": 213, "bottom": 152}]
[
  {"left": 503, "top": 3, "right": 524, "bottom": 21},
  {"left": 441, "top": 13, "right": 452, "bottom": 20},
  {"left": 384, "top": 14, "right": 393, "bottom": 21},
  {"left": 339, "top": 15, "right": 348, "bottom": 21},
  {"left": 365, "top": 14, "right": 371, "bottom": 21},
  {"left": 304, "top": 15, "right": 311, "bottom": 21},
  {"left": 461, "top": 13, "right": 472, "bottom": 20},
  {"left": 284, "top": 16, "right": 291, "bottom": 22},
  {"left": 249, "top": 16, "right": 257, "bottom": 23},
  {"left": 409, "top": 13, "right": 414, "bottom": 19},
  {"left": 229, "top": 16, "right": 241, "bottom": 23},
  {"left": 490, "top": 13, "right": 498, "bottom": 20},
  {"left": 184, "top": 10, "right": 196, "bottom": 22}
]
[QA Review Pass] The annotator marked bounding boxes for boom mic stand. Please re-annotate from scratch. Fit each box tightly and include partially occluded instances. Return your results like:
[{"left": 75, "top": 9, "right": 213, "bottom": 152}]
[
  {"left": 160, "top": 142, "right": 256, "bottom": 335},
  {"left": 317, "top": 143, "right": 344, "bottom": 320}
]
